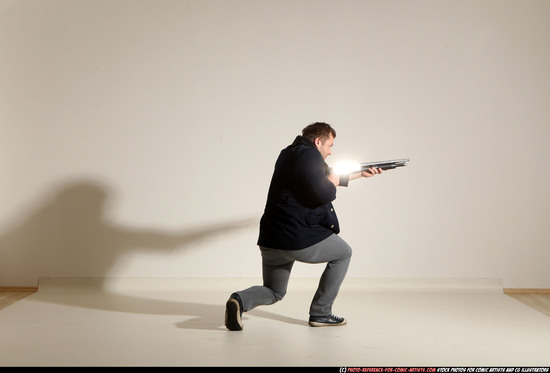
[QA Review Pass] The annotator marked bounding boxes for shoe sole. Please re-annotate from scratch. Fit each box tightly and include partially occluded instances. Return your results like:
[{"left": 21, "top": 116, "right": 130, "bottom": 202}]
[
  {"left": 225, "top": 298, "right": 243, "bottom": 331},
  {"left": 308, "top": 319, "right": 347, "bottom": 327}
]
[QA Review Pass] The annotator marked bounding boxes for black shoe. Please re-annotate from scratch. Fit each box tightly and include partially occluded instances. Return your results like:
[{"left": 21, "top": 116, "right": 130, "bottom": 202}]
[
  {"left": 225, "top": 294, "right": 243, "bottom": 331},
  {"left": 308, "top": 314, "right": 347, "bottom": 327}
]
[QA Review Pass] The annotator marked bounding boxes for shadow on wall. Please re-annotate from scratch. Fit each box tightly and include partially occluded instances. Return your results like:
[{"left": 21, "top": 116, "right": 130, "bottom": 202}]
[
  {"left": 0, "top": 179, "right": 304, "bottom": 330},
  {"left": 0, "top": 179, "right": 257, "bottom": 286}
]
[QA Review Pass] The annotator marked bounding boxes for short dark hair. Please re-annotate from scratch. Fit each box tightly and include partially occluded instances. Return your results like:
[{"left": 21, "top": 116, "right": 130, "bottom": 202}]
[{"left": 302, "top": 122, "right": 336, "bottom": 143}]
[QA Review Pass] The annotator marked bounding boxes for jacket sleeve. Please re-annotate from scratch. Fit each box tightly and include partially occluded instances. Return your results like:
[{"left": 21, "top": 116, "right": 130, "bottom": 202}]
[
  {"left": 338, "top": 174, "right": 349, "bottom": 187},
  {"left": 295, "top": 148, "right": 337, "bottom": 206}
]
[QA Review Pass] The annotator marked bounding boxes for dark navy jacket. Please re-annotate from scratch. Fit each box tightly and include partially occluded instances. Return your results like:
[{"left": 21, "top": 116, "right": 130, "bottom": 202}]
[{"left": 257, "top": 136, "right": 346, "bottom": 250}]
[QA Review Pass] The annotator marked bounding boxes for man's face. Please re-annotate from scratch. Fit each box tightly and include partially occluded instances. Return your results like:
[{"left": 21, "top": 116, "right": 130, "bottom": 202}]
[{"left": 315, "top": 134, "right": 334, "bottom": 160}]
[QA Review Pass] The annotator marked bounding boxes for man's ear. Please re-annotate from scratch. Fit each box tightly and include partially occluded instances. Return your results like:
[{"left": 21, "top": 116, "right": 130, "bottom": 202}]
[{"left": 314, "top": 137, "right": 322, "bottom": 147}]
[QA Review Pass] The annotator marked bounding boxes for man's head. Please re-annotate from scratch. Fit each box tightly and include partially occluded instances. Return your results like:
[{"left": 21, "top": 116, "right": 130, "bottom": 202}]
[{"left": 302, "top": 122, "right": 336, "bottom": 160}]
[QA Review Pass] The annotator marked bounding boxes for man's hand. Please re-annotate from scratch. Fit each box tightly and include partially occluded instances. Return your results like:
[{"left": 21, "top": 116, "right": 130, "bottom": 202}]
[
  {"left": 362, "top": 167, "right": 383, "bottom": 178},
  {"left": 348, "top": 167, "right": 383, "bottom": 181}
]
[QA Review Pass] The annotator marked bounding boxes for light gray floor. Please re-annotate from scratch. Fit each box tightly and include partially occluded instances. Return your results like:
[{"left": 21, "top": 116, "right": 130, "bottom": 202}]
[{"left": 1, "top": 278, "right": 549, "bottom": 367}]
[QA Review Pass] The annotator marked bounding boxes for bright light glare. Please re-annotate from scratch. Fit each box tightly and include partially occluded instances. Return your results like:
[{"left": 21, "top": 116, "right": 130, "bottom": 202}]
[{"left": 332, "top": 161, "right": 361, "bottom": 175}]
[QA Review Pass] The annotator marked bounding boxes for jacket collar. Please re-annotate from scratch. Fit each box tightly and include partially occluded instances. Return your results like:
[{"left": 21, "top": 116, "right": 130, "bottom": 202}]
[
  {"left": 291, "top": 135, "right": 329, "bottom": 172},
  {"left": 291, "top": 135, "right": 316, "bottom": 149}
]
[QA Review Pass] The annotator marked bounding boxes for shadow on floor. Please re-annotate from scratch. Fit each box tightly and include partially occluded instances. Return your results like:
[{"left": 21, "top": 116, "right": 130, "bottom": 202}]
[{"left": 27, "top": 284, "right": 306, "bottom": 331}]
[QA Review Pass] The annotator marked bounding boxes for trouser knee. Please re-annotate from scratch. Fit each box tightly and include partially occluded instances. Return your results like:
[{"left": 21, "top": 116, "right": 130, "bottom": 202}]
[
  {"left": 272, "top": 289, "right": 286, "bottom": 303},
  {"left": 346, "top": 246, "right": 353, "bottom": 258},
  {"left": 339, "top": 245, "right": 352, "bottom": 262}
]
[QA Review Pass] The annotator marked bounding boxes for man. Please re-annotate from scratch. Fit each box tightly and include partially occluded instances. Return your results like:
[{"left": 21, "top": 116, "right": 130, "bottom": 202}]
[{"left": 225, "top": 122, "right": 382, "bottom": 331}]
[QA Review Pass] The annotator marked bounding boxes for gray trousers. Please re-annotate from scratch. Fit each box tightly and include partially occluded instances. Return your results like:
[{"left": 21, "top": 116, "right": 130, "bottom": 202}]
[{"left": 234, "top": 234, "right": 352, "bottom": 316}]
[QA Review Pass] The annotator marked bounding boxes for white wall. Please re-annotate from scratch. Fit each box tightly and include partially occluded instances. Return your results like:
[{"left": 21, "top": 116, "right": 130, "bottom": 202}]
[{"left": 1, "top": 0, "right": 549, "bottom": 288}]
